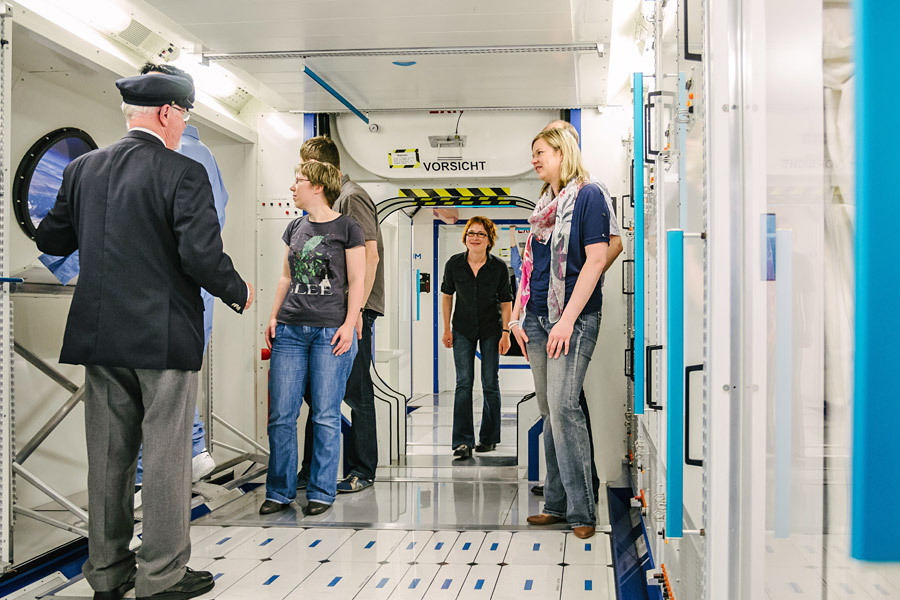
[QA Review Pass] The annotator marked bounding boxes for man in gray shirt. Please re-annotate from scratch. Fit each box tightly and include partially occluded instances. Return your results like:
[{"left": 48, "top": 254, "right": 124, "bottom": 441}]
[{"left": 296, "top": 136, "right": 384, "bottom": 492}]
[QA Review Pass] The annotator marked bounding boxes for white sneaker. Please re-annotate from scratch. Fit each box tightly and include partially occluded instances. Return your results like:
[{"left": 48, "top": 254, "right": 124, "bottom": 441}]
[
  {"left": 192, "top": 450, "right": 216, "bottom": 482},
  {"left": 134, "top": 487, "right": 142, "bottom": 509}
]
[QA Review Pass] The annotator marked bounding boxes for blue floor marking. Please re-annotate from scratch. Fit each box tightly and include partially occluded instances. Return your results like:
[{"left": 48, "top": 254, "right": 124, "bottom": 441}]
[
  {"left": 475, "top": 579, "right": 485, "bottom": 590},
  {"left": 365, "top": 541, "right": 376, "bottom": 549},
  {"left": 462, "top": 542, "right": 471, "bottom": 550},
  {"left": 216, "top": 537, "right": 231, "bottom": 545},
  {"left": 376, "top": 578, "right": 390, "bottom": 589},
  {"left": 442, "top": 579, "right": 452, "bottom": 589},
  {"left": 263, "top": 575, "right": 279, "bottom": 585},
  {"left": 309, "top": 539, "right": 321, "bottom": 547},
  {"left": 533, "top": 543, "right": 540, "bottom": 551},
  {"left": 435, "top": 542, "right": 444, "bottom": 550},
  {"left": 585, "top": 579, "right": 593, "bottom": 591},
  {"left": 328, "top": 576, "right": 342, "bottom": 587},
  {"left": 524, "top": 579, "right": 533, "bottom": 590},
  {"left": 213, "top": 573, "right": 224, "bottom": 581},
  {"left": 260, "top": 538, "right": 273, "bottom": 546},
  {"left": 407, "top": 542, "right": 416, "bottom": 550},
  {"left": 490, "top": 542, "right": 499, "bottom": 551},
  {"left": 585, "top": 543, "right": 592, "bottom": 551},
  {"left": 410, "top": 578, "right": 421, "bottom": 589}
]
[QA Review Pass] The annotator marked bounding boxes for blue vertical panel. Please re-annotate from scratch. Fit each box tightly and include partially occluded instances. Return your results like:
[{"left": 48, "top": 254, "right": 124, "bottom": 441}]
[
  {"left": 303, "top": 113, "right": 317, "bottom": 140},
  {"left": 570, "top": 109, "right": 582, "bottom": 150},
  {"left": 852, "top": 0, "right": 900, "bottom": 562},
  {"left": 634, "top": 73, "right": 646, "bottom": 414},
  {"left": 666, "top": 230, "right": 684, "bottom": 539},
  {"left": 774, "top": 229, "right": 792, "bottom": 539}
]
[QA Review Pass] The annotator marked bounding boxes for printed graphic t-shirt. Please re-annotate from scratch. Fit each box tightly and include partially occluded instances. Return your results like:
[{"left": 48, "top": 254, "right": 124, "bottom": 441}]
[{"left": 277, "top": 214, "right": 365, "bottom": 327}]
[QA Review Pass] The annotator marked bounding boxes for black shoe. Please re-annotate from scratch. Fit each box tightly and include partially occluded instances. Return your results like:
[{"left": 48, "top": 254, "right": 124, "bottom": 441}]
[
  {"left": 259, "top": 499, "right": 290, "bottom": 515},
  {"left": 136, "top": 568, "right": 214, "bottom": 600},
  {"left": 304, "top": 501, "right": 331, "bottom": 516},
  {"left": 452, "top": 444, "right": 472, "bottom": 460},
  {"left": 94, "top": 575, "right": 135, "bottom": 600},
  {"left": 531, "top": 485, "right": 544, "bottom": 496},
  {"left": 297, "top": 477, "right": 308, "bottom": 490},
  {"left": 474, "top": 442, "right": 496, "bottom": 453}
]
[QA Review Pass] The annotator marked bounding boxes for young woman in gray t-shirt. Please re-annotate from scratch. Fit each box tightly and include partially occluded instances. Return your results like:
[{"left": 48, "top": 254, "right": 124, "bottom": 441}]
[{"left": 260, "top": 161, "right": 365, "bottom": 517}]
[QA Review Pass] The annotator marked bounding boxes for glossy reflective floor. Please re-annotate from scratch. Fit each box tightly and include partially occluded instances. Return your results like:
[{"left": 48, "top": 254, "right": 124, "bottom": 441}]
[{"left": 46, "top": 393, "right": 615, "bottom": 599}]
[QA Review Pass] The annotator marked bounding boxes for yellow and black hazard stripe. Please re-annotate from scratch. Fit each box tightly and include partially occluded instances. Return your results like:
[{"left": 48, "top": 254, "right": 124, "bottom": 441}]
[{"left": 397, "top": 187, "right": 512, "bottom": 205}]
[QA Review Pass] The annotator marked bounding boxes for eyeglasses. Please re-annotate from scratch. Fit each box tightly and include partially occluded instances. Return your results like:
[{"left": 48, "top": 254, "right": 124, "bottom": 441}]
[
  {"left": 466, "top": 231, "right": 488, "bottom": 238},
  {"left": 295, "top": 177, "right": 309, "bottom": 184},
  {"left": 169, "top": 104, "right": 190, "bottom": 122}
]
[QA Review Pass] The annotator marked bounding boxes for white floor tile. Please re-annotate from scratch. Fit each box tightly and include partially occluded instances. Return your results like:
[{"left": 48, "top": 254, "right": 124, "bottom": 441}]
[
  {"left": 215, "top": 558, "right": 317, "bottom": 599},
  {"left": 387, "top": 563, "right": 440, "bottom": 600},
  {"left": 356, "top": 563, "right": 411, "bottom": 599},
  {"left": 561, "top": 565, "right": 612, "bottom": 599},
  {"left": 192, "top": 527, "right": 262, "bottom": 558},
  {"left": 414, "top": 530, "right": 458, "bottom": 563},
  {"left": 491, "top": 565, "right": 562, "bottom": 600},
  {"left": 386, "top": 530, "right": 435, "bottom": 563},
  {"left": 504, "top": 531, "right": 566, "bottom": 565},
  {"left": 474, "top": 531, "right": 512, "bottom": 564},
  {"left": 457, "top": 564, "right": 502, "bottom": 600},
  {"left": 564, "top": 533, "right": 609, "bottom": 565},
  {"left": 191, "top": 558, "right": 264, "bottom": 600},
  {"left": 328, "top": 529, "right": 408, "bottom": 563},
  {"left": 423, "top": 564, "right": 471, "bottom": 598},
  {"left": 282, "top": 561, "right": 379, "bottom": 600},
  {"left": 225, "top": 526, "right": 302, "bottom": 559},
  {"left": 765, "top": 566, "right": 831, "bottom": 599},
  {"left": 269, "top": 527, "right": 355, "bottom": 563},
  {"left": 189, "top": 525, "right": 224, "bottom": 546},
  {"left": 446, "top": 531, "right": 486, "bottom": 564}
]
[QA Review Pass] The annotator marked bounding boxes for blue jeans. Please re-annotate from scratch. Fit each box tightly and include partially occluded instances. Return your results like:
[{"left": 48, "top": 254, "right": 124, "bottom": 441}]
[
  {"left": 522, "top": 311, "right": 600, "bottom": 528},
  {"left": 266, "top": 323, "right": 357, "bottom": 505},
  {"left": 451, "top": 332, "right": 502, "bottom": 448}
]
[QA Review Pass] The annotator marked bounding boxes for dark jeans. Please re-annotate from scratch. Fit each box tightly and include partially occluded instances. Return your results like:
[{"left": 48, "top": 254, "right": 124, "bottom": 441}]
[
  {"left": 451, "top": 331, "right": 502, "bottom": 448},
  {"left": 299, "top": 310, "right": 378, "bottom": 482},
  {"left": 579, "top": 389, "right": 601, "bottom": 500}
]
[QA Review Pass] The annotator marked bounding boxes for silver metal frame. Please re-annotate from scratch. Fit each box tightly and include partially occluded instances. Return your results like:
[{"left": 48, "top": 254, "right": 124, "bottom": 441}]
[{"left": 0, "top": 3, "right": 12, "bottom": 572}]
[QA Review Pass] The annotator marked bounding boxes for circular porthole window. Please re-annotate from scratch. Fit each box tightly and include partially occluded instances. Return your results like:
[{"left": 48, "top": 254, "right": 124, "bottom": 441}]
[{"left": 13, "top": 128, "right": 97, "bottom": 240}]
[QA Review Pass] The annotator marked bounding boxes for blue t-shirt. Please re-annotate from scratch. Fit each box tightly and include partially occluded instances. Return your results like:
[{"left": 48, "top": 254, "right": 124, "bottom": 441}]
[{"left": 527, "top": 183, "right": 610, "bottom": 317}]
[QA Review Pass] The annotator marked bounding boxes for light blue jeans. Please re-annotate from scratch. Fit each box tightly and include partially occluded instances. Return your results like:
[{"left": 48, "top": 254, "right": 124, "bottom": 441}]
[
  {"left": 522, "top": 311, "right": 600, "bottom": 528},
  {"left": 266, "top": 323, "right": 357, "bottom": 506}
]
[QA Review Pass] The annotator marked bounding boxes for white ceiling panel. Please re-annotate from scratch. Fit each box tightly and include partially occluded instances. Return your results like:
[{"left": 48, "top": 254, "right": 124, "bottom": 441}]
[{"left": 135, "top": 0, "right": 614, "bottom": 111}]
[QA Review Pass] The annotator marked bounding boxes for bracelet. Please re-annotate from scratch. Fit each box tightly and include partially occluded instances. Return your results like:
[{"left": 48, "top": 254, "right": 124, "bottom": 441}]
[
  {"left": 502, "top": 329, "right": 510, "bottom": 333},
  {"left": 507, "top": 320, "right": 520, "bottom": 330}
]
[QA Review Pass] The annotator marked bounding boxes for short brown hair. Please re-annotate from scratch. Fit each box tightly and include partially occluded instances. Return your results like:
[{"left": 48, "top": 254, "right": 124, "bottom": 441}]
[
  {"left": 296, "top": 161, "right": 342, "bottom": 207},
  {"left": 299, "top": 135, "right": 341, "bottom": 170},
  {"left": 462, "top": 216, "right": 498, "bottom": 252}
]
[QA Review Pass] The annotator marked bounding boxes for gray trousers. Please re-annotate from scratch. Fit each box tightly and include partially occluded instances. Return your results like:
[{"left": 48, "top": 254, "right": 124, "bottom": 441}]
[{"left": 82, "top": 365, "right": 197, "bottom": 597}]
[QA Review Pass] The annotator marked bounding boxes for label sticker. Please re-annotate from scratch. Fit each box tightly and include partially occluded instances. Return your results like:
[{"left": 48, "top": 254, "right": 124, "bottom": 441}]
[{"left": 389, "top": 149, "right": 420, "bottom": 168}]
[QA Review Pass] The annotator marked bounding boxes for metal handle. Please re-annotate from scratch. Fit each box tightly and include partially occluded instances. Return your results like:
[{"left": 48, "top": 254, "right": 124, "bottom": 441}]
[
  {"left": 629, "top": 161, "right": 635, "bottom": 208},
  {"left": 644, "top": 91, "right": 665, "bottom": 163},
  {"left": 683, "top": 0, "right": 702, "bottom": 61},
  {"left": 645, "top": 345, "right": 664, "bottom": 410},
  {"left": 666, "top": 229, "right": 684, "bottom": 539},
  {"left": 624, "top": 337, "right": 634, "bottom": 380},
  {"left": 685, "top": 364, "right": 703, "bottom": 467},
  {"left": 622, "top": 259, "right": 635, "bottom": 295},
  {"left": 633, "top": 73, "right": 646, "bottom": 416}
]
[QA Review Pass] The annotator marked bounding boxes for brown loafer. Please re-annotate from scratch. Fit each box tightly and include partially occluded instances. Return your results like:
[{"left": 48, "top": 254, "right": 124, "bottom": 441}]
[
  {"left": 526, "top": 513, "right": 566, "bottom": 525},
  {"left": 573, "top": 526, "right": 595, "bottom": 539}
]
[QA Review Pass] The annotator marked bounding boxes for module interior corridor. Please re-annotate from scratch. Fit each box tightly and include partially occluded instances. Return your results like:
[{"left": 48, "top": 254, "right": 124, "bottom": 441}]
[{"left": 47, "top": 392, "right": 615, "bottom": 599}]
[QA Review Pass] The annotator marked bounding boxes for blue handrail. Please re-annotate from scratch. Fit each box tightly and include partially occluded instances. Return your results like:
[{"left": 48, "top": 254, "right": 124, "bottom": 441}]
[
  {"left": 666, "top": 230, "right": 684, "bottom": 539},
  {"left": 633, "top": 73, "right": 645, "bottom": 415}
]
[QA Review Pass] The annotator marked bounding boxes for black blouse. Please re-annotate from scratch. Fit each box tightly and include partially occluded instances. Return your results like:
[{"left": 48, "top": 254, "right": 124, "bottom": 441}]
[{"left": 441, "top": 252, "right": 513, "bottom": 340}]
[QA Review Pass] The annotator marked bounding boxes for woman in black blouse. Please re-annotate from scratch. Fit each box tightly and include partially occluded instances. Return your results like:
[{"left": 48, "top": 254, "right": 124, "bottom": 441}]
[{"left": 441, "top": 216, "right": 513, "bottom": 459}]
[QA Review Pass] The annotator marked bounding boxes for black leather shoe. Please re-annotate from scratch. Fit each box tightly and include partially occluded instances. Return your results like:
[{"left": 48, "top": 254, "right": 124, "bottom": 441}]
[
  {"left": 304, "top": 501, "right": 331, "bottom": 516},
  {"left": 259, "top": 499, "right": 290, "bottom": 515},
  {"left": 136, "top": 568, "right": 214, "bottom": 600},
  {"left": 452, "top": 444, "right": 472, "bottom": 459},
  {"left": 474, "top": 442, "right": 496, "bottom": 453},
  {"left": 94, "top": 576, "right": 135, "bottom": 600},
  {"left": 530, "top": 485, "right": 544, "bottom": 496}
]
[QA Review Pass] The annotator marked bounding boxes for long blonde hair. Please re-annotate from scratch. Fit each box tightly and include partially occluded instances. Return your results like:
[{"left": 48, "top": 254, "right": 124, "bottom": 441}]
[{"left": 532, "top": 128, "right": 589, "bottom": 196}]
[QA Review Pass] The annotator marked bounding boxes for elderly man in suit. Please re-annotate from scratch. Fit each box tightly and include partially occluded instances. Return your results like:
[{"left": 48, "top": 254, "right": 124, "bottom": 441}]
[{"left": 36, "top": 74, "right": 253, "bottom": 600}]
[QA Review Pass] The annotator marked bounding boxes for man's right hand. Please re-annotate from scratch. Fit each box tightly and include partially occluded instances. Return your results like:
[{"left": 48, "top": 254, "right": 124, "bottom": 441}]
[
  {"left": 244, "top": 281, "right": 255, "bottom": 310},
  {"left": 442, "top": 329, "right": 453, "bottom": 348}
]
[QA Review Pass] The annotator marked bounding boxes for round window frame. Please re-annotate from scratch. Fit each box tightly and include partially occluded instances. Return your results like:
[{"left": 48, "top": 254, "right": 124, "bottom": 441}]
[{"left": 12, "top": 127, "right": 98, "bottom": 240}]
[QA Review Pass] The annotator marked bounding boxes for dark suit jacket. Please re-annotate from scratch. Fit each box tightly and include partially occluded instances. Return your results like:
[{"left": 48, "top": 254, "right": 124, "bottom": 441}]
[{"left": 36, "top": 130, "right": 246, "bottom": 371}]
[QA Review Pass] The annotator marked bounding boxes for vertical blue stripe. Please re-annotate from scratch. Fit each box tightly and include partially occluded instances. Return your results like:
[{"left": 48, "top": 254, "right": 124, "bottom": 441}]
[
  {"left": 441, "top": 579, "right": 452, "bottom": 590},
  {"left": 585, "top": 579, "right": 593, "bottom": 591},
  {"left": 376, "top": 577, "right": 390, "bottom": 589},
  {"left": 302, "top": 113, "right": 316, "bottom": 140},
  {"left": 309, "top": 539, "right": 321, "bottom": 547},
  {"left": 365, "top": 541, "right": 376, "bottom": 549},
  {"left": 853, "top": 0, "right": 900, "bottom": 562},
  {"left": 524, "top": 579, "right": 533, "bottom": 590},
  {"left": 475, "top": 579, "right": 485, "bottom": 590},
  {"left": 666, "top": 229, "right": 684, "bottom": 539},
  {"left": 570, "top": 109, "right": 582, "bottom": 150},
  {"left": 585, "top": 543, "right": 591, "bottom": 551},
  {"left": 775, "top": 229, "right": 793, "bottom": 539},
  {"left": 532, "top": 543, "right": 540, "bottom": 551},
  {"left": 490, "top": 542, "right": 499, "bottom": 551},
  {"left": 263, "top": 575, "right": 279, "bottom": 585},
  {"left": 409, "top": 578, "right": 421, "bottom": 589},
  {"left": 259, "top": 538, "right": 274, "bottom": 546},
  {"left": 328, "top": 577, "right": 342, "bottom": 587},
  {"left": 633, "top": 72, "right": 646, "bottom": 415},
  {"left": 462, "top": 542, "right": 471, "bottom": 550}
]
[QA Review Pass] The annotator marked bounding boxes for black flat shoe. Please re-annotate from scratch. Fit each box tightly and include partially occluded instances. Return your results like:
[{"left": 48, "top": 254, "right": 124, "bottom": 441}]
[
  {"left": 474, "top": 442, "right": 496, "bottom": 453},
  {"left": 530, "top": 485, "right": 544, "bottom": 496},
  {"left": 304, "top": 501, "right": 331, "bottom": 516},
  {"left": 452, "top": 444, "right": 472, "bottom": 460},
  {"left": 259, "top": 499, "right": 290, "bottom": 515},
  {"left": 136, "top": 568, "right": 214, "bottom": 600},
  {"left": 94, "top": 575, "right": 135, "bottom": 600}
]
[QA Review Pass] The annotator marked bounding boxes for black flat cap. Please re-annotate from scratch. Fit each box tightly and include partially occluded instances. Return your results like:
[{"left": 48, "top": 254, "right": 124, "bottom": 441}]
[{"left": 116, "top": 73, "right": 194, "bottom": 109}]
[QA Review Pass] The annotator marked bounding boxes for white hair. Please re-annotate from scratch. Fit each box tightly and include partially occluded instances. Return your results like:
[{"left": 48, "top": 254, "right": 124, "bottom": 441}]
[{"left": 121, "top": 102, "right": 158, "bottom": 123}]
